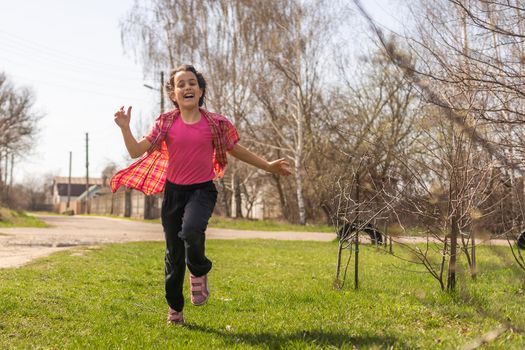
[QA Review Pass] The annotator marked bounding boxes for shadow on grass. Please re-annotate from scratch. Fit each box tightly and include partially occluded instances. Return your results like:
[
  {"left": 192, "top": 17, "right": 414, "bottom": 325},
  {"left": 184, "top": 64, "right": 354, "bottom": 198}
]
[{"left": 184, "top": 323, "right": 403, "bottom": 349}]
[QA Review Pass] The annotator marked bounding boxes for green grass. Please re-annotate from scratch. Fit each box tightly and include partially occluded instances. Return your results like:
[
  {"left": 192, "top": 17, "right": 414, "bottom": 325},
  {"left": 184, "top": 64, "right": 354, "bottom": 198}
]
[
  {"left": 208, "top": 216, "right": 333, "bottom": 233},
  {"left": 0, "top": 240, "right": 524, "bottom": 349},
  {"left": 79, "top": 214, "right": 334, "bottom": 233},
  {"left": 0, "top": 208, "right": 48, "bottom": 228}
]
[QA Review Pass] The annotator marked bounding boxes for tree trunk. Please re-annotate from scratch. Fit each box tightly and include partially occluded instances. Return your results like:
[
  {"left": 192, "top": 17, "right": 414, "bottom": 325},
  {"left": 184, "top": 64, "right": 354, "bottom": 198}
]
[
  {"left": 231, "top": 173, "right": 235, "bottom": 217},
  {"left": 9, "top": 153, "right": 14, "bottom": 188},
  {"left": 234, "top": 173, "right": 243, "bottom": 218},
  {"left": 295, "top": 85, "right": 306, "bottom": 225},
  {"left": 3, "top": 150, "right": 8, "bottom": 187},
  {"left": 0, "top": 151, "right": 3, "bottom": 189},
  {"left": 124, "top": 189, "right": 132, "bottom": 218},
  {"left": 295, "top": 156, "right": 306, "bottom": 225},
  {"left": 471, "top": 232, "right": 477, "bottom": 279},
  {"left": 447, "top": 214, "right": 458, "bottom": 291},
  {"left": 219, "top": 178, "right": 231, "bottom": 217},
  {"left": 335, "top": 241, "right": 343, "bottom": 288},
  {"left": 272, "top": 174, "right": 289, "bottom": 220}
]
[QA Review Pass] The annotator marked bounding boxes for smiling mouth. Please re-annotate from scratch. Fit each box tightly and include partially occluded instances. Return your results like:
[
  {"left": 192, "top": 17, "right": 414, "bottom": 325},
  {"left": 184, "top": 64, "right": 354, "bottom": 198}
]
[{"left": 183, "top": 93, "right": 195, "bottom": 99}]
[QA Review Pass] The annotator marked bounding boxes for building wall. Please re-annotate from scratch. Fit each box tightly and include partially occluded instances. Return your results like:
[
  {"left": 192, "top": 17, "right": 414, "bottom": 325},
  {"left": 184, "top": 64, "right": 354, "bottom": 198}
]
[
  {"left": 90, "top": 190, "right": 125, "bottom": 216},
  {"left": 89, "top": 189, "right": 161, "bottom": 219},
  {"left": 87, "top": 186, "right": 279, "bottom": 221}
]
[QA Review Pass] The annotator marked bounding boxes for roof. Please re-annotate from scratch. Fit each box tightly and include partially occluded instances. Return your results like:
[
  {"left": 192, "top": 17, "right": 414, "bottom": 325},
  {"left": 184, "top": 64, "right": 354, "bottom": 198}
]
[
  {"left": 56, "top": 183, "right": 94, "bottom": 197},
  {"left": 77, "top": 185, "right": 101, "bottom": 201},
  {"left": 53, "top": 177, "right": 103, "bottom": 185}
]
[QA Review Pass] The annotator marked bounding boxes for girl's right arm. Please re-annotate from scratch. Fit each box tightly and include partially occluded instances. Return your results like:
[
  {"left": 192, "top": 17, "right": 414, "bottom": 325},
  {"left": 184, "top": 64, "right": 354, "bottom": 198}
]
[{"left": 114, "top": 106, "right": 151, "bottom": 158}]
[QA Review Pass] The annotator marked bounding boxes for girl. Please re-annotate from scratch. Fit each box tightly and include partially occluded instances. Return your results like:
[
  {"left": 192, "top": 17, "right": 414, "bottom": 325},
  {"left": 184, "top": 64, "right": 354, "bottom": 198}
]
[{"left": 111, "top": 64, "right": 291, "bottom": 325}]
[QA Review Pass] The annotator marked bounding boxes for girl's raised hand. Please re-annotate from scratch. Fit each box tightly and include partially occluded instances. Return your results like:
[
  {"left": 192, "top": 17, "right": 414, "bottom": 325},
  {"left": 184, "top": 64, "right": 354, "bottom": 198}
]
[
  {"left": 114, "top": 106, "right": 132, "bottom": 129},
  {"left": 267, "top": 158, "right": 292, "bottom": 176}
]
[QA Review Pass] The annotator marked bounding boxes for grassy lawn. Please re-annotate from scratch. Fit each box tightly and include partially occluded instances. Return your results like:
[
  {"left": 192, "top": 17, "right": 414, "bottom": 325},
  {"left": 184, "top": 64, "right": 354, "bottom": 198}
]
[
  {"left": 0, "top": 240, "right": 524, "bottom": 349},
  {"left": 78, "top": 214, "right": 334, "bottom": 233},
  {"left": 0, "top": 208, "right": 47, "bottom": 228},
  {"left": 208, "top": 216, "right": 333, "bottom": 233}
]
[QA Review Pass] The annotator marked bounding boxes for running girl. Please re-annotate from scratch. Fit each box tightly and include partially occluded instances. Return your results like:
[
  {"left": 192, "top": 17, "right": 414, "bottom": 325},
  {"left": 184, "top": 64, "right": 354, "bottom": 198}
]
[{"left": 111, "top": 64, "right": 291, "bottom": 325}]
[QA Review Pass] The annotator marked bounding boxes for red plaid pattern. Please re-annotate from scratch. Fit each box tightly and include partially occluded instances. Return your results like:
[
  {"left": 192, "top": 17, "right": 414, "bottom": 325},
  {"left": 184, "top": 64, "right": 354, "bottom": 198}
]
[{"left": 110, "top": 108, "right": 239, "bottom": 195}]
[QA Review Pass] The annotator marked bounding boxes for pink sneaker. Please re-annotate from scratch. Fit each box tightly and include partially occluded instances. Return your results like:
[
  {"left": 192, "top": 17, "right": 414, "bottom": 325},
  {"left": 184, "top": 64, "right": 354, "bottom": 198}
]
[
  {"left": 167, "top": 307, "right": 184, "bottom": 325},
  {"left": 190, "top": 273, "right": 209, "bottom": 306}
]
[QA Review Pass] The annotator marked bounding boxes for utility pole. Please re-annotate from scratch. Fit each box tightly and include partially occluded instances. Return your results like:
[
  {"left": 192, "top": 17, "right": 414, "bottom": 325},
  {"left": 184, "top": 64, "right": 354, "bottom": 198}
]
[
  {"left": 143, "top": 71, "right": 165, "bottom": 113},
  {"left": 0, "top": 151, "right": 3, "bottom": 189},
  {"left": 85, "top": 133, "right": 90, "bottom": 214},
  {"left": 3, "top": 150, "right": 7, "bottom": 186},
  {"left": 67, "top": 151, "right": 72, "bottom": 210},
  {"left": 354, "top": 168, "right": 360, "bottom": 290},
  {"left": 160, "top": 70, "right": 165, "bottom": 113},
  {"left": 9, "top": 153, "right": 14, "bottom": 189},
  {"left": 143, "top": 71, "right": 164, "bottom": 219}
]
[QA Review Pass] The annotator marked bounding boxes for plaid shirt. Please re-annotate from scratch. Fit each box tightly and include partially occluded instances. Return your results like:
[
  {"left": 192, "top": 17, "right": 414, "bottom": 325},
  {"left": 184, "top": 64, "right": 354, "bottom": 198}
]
[{"left": 110, "top": 108, "right": 239, "bottom": 195}]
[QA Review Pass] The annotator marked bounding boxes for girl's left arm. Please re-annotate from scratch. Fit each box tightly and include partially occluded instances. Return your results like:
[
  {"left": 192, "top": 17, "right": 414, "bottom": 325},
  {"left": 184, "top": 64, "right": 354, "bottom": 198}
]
[{"left": 228, "top": 144, "right": 292, "bottom": 176}]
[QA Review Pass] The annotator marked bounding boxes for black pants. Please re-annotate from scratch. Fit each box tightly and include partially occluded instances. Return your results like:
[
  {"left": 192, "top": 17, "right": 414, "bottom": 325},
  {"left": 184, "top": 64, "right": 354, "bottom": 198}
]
[{"left": 161, "top": 180, "right": 217, "bottom": 312}]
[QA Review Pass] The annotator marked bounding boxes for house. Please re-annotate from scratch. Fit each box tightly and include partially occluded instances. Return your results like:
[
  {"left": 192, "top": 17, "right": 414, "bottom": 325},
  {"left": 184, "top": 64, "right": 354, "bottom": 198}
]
[{"left": 51, "top": 176, "right": 103, "bottom": 213}]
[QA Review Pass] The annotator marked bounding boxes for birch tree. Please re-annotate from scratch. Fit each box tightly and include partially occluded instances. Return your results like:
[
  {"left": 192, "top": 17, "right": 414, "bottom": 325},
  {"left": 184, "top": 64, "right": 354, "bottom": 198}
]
[
  {"left": 122, "top": 0, "right": 270, "bottom": 218},
  {"left": 244, "top": 0, "right": 337, "bottom": 224}
]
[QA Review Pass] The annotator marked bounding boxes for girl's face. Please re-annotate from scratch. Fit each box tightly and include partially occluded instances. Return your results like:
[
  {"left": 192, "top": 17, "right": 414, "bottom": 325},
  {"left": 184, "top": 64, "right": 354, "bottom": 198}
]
[{"left": 171, "top": 71, "right": 203, "bottom": 110}]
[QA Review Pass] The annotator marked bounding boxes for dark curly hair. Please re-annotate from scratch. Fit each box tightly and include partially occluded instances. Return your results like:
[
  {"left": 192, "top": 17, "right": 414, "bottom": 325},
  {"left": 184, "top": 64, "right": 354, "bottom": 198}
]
[{"left": 165, "top": 64, "right": 206, "bottom": 108}]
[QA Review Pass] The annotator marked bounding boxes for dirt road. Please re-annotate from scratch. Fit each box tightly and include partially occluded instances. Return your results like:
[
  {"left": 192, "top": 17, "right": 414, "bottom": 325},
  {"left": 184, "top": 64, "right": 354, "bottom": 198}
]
[{"left": 0, "top": 215, "right": 336, "bottom": 268}]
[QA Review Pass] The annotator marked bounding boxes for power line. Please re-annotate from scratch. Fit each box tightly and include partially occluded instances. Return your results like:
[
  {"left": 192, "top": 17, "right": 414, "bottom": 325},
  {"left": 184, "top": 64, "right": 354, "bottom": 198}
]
[
  {"left": 0, "top": 29, "right": 140, "bottom": 74},
  {"left": 0, "top": 39, "right": 142, "bottom": 82},
  {"left": 2, "top": 70, "right": 152, "bottom": 103}
]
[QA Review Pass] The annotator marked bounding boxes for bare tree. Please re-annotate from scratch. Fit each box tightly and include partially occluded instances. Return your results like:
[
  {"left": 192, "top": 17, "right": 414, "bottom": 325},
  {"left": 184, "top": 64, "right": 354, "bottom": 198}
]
[
  {"left": 245, "top": 0, "right": 338, "bottom": 224},
  {"left": 0, "top": 73, "right": 41, "bottom": 205},
  {"left": 120, "top": 0, "right": 346, "bottom": 224},
  {"left": 350, "top": 0, "right": 525, "bottom": 291},
  {"left": 122, "top": 0, "right": 268, "bottom": 218}
]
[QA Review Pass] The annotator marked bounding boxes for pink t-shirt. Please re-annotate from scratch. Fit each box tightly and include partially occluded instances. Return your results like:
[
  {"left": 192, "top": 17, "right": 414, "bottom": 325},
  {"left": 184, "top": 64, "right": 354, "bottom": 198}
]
[{"left": 147, "top": 116, "right": 215, "bottom": 185}]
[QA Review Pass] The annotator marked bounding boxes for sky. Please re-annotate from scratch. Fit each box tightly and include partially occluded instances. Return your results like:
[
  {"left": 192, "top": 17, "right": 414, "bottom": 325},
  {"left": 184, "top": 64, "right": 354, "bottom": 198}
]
[{"left": 0, "top": 0, "right": 404, "bottom": 184}]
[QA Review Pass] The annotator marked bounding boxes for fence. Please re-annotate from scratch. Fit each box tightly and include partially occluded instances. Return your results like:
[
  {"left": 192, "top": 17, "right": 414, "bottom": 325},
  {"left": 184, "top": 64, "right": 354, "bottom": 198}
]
[
  {"left": 90, "top": 189, "right": 161, "bottom": 219},
  {"left": 89, "top": 186, "right": 278, "bottom": 220}
]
